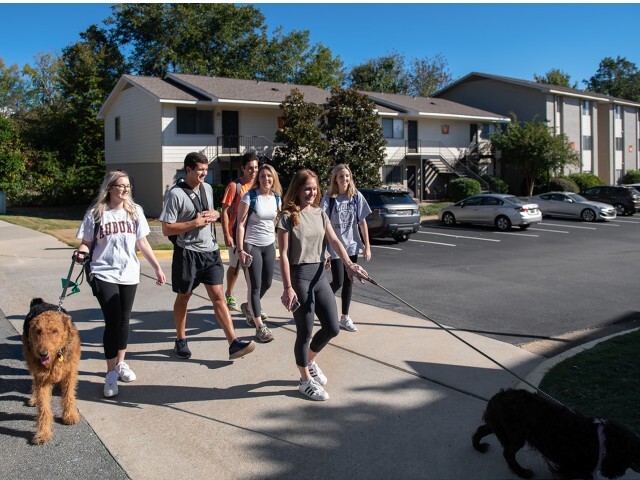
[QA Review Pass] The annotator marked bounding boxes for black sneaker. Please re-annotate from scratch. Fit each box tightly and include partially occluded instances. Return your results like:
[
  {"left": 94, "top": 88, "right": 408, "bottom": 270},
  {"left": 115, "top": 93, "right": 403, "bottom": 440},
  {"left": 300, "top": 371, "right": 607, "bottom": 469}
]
[
  {"left": 229, "top": 339, "right": 256, "bottom": 360},
  {"left": 174, "top": 338, "right": 192, "bottom": 359}
]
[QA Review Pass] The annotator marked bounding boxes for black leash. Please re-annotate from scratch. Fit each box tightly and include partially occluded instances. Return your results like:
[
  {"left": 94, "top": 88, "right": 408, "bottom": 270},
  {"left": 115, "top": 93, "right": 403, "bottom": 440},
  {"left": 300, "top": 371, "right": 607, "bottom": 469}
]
[
  {"left": 57, "top": 250, "right": 88, "bottom": 311},
  {"left": 361, "top": 273, "right": 570, "bottom": 409}
]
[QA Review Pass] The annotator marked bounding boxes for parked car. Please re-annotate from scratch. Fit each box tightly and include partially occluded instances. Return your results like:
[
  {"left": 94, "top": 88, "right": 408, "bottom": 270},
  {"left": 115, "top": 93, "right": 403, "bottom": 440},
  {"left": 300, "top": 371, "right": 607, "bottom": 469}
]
[
  {"left": 359, "top": 188, "right": 421, "bottom": 242},
  {"left": 528, "top": 192, "right": 616, "bottom": 222},
  {"left": 438, "top": 194, "right": 542, "bottom": 231},
  {"left": 580, "top": 185, "right": 640, "bottom": 216}
]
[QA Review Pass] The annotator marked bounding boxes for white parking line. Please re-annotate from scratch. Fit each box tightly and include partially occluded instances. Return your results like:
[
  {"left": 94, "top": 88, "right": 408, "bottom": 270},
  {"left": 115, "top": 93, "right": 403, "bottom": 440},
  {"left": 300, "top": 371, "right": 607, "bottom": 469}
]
[
  {"left": 493, "top": 231, "right": 539, "bottom": 237},
  {"left": 417, "top": 231, "right": 501, "bottom": 242},
  {"left": 528, "top": 227, "right": 569, "bottom": 233},
  {"left": 611, "top": 219, "right": 640, "bottom": 224},
  {"left": 408, "top": 239, "right": 456, "bottom": 247},
  {"left": 371, "top": 245, "right": 402, "bottom": 251},
  {"left": 538, "top": 222, "right": 596, "bottom": 230}
]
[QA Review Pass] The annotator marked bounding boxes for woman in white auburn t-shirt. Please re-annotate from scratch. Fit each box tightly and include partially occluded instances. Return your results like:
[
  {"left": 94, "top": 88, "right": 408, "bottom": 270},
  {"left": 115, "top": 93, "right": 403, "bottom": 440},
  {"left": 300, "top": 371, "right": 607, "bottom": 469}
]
[
  {"left": 76, "top": 170, "right": 165, "bottom": 399},
  {"left": 236, "top": 164, "right": 282, "bottom": 344}
]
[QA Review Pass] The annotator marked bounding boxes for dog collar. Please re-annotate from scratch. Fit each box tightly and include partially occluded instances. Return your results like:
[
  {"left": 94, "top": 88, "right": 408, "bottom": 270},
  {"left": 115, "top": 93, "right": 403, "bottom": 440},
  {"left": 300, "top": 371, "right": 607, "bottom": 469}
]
[
  {"left": 56, "top": 348, "right": 65, "bottom": 363},
  {"left": 593, "top": 419, "right": 606, "bottom": 480}
]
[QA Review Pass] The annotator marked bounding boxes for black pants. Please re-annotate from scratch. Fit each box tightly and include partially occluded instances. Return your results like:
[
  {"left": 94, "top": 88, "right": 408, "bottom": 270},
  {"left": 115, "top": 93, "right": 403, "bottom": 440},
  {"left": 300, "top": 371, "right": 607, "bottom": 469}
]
[
  {"left": 244, "top": 242, "right": 276, "bottom": 318},
  {"left": 94, "top": 279, "right": 138, "bottom": 360},
  {"left": 330, "top": 254, "right": 358, "bottom": 315},
  {"left": 291, "top": 263, "right": 340, "bottom": 367}
]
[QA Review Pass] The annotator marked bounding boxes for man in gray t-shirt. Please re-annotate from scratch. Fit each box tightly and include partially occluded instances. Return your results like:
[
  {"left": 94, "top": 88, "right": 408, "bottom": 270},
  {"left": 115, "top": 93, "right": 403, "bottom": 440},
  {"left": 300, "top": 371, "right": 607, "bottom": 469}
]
[{"left": 159, "top": 152, "right": 255, "bottom": 361}]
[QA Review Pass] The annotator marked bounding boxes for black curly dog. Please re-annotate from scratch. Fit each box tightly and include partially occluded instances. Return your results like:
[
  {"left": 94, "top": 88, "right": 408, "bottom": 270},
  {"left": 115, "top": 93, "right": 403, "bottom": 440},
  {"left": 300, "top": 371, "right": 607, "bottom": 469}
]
[{"left": 472, "top": 389, "right": 640, "bottom": 479}]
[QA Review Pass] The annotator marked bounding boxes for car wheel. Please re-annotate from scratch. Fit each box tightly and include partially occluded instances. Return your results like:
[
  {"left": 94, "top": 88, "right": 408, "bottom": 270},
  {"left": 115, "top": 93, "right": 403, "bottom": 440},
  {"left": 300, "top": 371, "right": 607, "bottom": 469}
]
[
  {"left": 614, "top": 203, "right": 627, "bottom": 216},
  {"left": 581, "top": 209, "right": 597, "bottom": 222},
  {"left": 395, "top": 233, "right": 409, "bottom": 242},
  {"left": 495, "top": 215, "right": 511, "bottom": 231},
  {"left": 441, "top": 212, "right": 456, "bottom": 226}
]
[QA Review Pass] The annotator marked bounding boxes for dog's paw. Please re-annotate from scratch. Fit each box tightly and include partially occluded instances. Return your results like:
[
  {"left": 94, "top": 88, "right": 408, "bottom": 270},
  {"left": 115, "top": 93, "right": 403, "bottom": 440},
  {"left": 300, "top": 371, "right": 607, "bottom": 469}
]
[
  {"left": 27, "top": 397, "right": 37, "bottom": 407},
  {"left": 62, "top": 409, "right": 80, "bottom": 425},
  {"left": 475, "top": 442, "right": 489, "bottom": 453},
  {"left": 32, "top": 430, "right": 52, "bottom": 445}
]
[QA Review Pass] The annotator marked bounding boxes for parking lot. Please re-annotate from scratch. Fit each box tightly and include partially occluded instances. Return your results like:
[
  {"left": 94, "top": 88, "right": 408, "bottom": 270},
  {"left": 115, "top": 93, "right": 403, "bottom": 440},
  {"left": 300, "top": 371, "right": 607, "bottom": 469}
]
[{"left": 347, "top": 216, "right": 640, "bottom": 352}]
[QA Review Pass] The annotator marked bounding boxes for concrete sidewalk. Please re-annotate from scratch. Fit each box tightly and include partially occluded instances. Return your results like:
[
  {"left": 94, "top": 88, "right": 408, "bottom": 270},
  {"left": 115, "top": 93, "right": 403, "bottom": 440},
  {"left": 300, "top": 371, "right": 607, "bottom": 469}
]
[{"left": 0, "top": 219, "right": 569, "bottom": 479}]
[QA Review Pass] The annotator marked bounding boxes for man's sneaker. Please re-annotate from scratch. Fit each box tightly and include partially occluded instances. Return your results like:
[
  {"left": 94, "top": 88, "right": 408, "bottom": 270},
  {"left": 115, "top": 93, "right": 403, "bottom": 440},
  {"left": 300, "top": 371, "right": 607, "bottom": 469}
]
[
  {"left": 115, "top": 361, "right": 136, "bottom": 382},
  {"left": 241, "top": 303, "right": 256, "bottom": 327},
  {"left": 174, "top": 338, "right": 192, "bottom": 359},
  {"left": 339, "top": 315, "right": 358, "bottom": 332},
  {"left": 104, "top": 370, "right": 119, "bottom": 398},
  {"left": 225, "top": 294, "right": 239, "bottom": 311},
  {"left": 308, "top": 361, "right": 328, "bottom": 385},
  {"left": 229, "top": 339, "right": 256, "bottom": 360},
  {"left": 255, "top": 325, "right": 274, "bottom": 343},
  {"left": 298, "top": 378, "right": 329, "bottom": 401}
]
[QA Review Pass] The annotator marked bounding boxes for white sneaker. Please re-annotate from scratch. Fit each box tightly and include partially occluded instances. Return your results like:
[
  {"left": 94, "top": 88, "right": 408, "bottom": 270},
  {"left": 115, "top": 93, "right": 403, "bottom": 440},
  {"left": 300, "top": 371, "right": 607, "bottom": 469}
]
[
  {"left": 298, "top": 378, "right": 329, "bottom": 401},
  {"left": 115, "top": 361, "right": 136, "bottom": 382},
  {"left": 104, "top": 370, "right": 119, "bottom": 398},
  {"left": 308, "top": 361, "right": 327, "bottom": 385},
  {"left": 339, "top": 316, "right": 357, "bottom": 332}
]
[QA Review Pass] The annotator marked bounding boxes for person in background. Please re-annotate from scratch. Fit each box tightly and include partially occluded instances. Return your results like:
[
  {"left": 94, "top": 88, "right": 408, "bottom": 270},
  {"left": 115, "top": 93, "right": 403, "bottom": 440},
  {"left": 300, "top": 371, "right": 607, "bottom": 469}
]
[
  {"left": 277, "top": 169, "right": 368, "bottom": 401},
  {"left": 321, "top": 163, "right": 372, "bottom": 332},
  {"left": 159, "top": 152, "right": 255, "bottom": 361},
  {"left": 235, "top": 164, "right": 282, "bottom": 343},
  {"left": 76, "top": 170, "right": 166, "bottom": 398},
  {"left": 220, "top": 152, "right": 259, "bottom": 312}
]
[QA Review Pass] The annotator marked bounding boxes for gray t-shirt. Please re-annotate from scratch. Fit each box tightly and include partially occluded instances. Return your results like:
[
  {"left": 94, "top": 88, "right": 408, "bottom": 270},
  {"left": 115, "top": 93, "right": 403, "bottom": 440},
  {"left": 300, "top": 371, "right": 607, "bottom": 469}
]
[
  {"left": 320, "top": 191, "right": 371, "bottom": 259},
  {"left": 277, "top": 207, "right": 329, "bottom": 265},
  {"left": 76, "top": 205, "right": 149, "bottom": 285},
  {"left": 159, "top": 182, "right": 218, "bottom": 253}
]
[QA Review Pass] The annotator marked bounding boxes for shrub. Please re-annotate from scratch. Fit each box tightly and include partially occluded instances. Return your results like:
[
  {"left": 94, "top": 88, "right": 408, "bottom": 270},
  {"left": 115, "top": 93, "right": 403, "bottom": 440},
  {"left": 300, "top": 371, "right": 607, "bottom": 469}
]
[
  {"left": 212, "top": 184, "right": 226, "bottom": 210},
  {"left": 448, "top": 177, "right": 481, "bottom": 202},
  {"left": 568, "top": 172, "right": 603, "bottom": 191},
  {"left": 548, "top": 176, "right": 579, "bottom": 193},
  {"left": 482, "top": 174, "right": 509, "bottom": 194},
  {"left": 621, "top": 170, "right": 640, "bottom": 184}
]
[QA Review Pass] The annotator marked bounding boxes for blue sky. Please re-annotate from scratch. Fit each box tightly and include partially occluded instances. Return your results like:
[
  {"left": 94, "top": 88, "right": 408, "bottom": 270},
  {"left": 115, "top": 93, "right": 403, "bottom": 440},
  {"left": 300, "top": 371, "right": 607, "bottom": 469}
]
[{"left": 1, "top": 3, "right": 639, "bottom": 88}]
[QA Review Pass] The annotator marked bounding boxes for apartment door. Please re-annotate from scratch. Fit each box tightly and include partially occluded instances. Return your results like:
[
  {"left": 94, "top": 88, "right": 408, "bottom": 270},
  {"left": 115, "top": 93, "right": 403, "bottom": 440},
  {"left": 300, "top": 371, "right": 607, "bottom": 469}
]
[
  {"left": 470, "top": 124, "right": 478, "bottom": 143},
  {"left": 407, "top": 165, "right": 417, "bottom": 198},
  {"left": 222, "top": 111, "right": 239, "bottom": 151},
  {"left": 408, "top": 121, "right": 418, "bottom": 152}
]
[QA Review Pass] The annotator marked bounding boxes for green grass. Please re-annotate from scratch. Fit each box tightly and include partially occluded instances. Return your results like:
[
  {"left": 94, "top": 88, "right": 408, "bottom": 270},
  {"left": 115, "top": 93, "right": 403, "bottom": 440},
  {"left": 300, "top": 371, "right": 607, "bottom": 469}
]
[
  {"left": 539, "top": 330, "right": 640, "bottom": 435},
  {"left": 420, "top": 202, "right": 451, "bottom": 216}
]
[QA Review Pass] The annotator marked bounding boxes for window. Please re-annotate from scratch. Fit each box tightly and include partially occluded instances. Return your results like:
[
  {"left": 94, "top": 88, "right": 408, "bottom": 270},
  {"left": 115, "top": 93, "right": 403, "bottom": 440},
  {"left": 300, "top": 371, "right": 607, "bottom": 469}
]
[
  {"left": 382, "top": 118, "right": 404, "bottom": 139},
  {"left": 177, "top": 107, "right": 214, "bottom": 135},
  {"left": 581, "top": 100, "right": 590, "bottom": 116},
  {"left": 115, "top": 117, "right": 121, "bottom": 141},
  {"left": 383, "top": 165, "right": 402, "bottom": 183},
  {"left": 616, "top": 137, "right": 623, "bottom": 151},
  {"left": 582, "top": 135, "right": 592, "bottom": 150}
]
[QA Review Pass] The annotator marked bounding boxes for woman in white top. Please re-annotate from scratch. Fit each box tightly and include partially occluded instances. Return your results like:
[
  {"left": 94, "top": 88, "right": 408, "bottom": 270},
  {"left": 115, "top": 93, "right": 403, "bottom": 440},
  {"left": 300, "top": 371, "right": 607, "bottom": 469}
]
[
  {"left": 321, "top": 164, "right": 372, "bottom": 332},
  {"left": 76, "top": 171, "right": 165, "bottom": 398},
  {"left": 236, "top": 164, "right": 282, "bottom": 343}
]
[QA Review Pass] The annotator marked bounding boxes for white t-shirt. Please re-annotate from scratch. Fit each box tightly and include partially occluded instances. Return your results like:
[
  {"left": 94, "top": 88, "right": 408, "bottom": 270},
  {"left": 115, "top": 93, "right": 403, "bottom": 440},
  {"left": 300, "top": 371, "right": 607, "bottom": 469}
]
[
  {"left": 76, "top": 205, "right": 149, "bottom": 285},
  {"left": 241, "top": 191, "right": 279, "bottom": 247}
]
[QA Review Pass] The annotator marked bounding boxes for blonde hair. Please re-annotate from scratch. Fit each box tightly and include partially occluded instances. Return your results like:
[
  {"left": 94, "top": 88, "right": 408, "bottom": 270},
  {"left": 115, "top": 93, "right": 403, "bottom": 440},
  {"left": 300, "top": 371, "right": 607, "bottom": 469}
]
[
  {"left": 251, "top": 163, "right": 282, "bottom": 195},
  {"left": 281, "top": 169, "right": 321, "bottom": 227},
  {"left": 327, "top": 163, "right": 356, "bottom": 199},
  {"left": 86, "top": 170, "right": 139, "bottom": 223}
]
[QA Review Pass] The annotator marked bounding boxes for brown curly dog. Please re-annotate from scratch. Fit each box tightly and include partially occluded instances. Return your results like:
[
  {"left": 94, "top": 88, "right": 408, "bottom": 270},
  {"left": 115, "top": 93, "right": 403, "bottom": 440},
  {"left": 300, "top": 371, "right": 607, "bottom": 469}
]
[{"left": 22, "top": 298, "right": 81, "bottom": 444}]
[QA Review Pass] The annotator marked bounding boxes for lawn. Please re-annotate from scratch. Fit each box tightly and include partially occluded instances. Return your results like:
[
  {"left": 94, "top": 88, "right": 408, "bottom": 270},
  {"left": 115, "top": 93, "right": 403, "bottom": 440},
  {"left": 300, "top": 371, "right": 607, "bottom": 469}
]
[{"left": 539, "top": 329, "right": 640, "bottom": 435}]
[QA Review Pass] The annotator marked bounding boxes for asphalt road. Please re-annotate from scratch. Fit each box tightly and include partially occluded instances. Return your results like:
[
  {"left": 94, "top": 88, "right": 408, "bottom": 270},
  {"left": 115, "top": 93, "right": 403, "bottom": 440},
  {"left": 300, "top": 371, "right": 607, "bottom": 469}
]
[{"left": 340, "top": 216, "right": 640, "bottom": 350}]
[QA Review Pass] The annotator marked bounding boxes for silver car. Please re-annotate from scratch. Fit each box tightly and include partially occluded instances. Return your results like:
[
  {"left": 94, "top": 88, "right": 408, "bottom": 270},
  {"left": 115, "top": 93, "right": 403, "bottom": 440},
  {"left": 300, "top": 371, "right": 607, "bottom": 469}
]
[
  {"left": 438, "top": 194, "right": 542, "bottom": 231},
  {"left": 529, "top": 192, "right": 616, "bottom": 222}
]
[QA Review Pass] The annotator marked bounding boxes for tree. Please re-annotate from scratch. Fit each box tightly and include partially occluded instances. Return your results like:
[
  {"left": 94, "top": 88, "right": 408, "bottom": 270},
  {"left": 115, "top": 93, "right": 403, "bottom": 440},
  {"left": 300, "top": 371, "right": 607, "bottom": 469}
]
[
  {"left": 347, "top": 52, "right": 408, "bottom": 93},
  {"left": 0, "top": 116, "right": 26, "bottom": 198},
  {"left": 406, "top": 54, "right": 452, "bottom": 97},
  {"left": 534, "top": 68, "right": 577, "bottom": 89},
  {"left": 585, "top": 56, "right": 640, "bottom": 101},
  {"left": 321, "top": 87, "right": 385, "bottom": 188},
  {"left": 294, "top": 44, "right": 345, "bottom": 89},
  {"left": 273, "top": 89, "right": 329, "bottom": 189},
  {"left": 491, "top": 115, "right": 580, "bottom": 196},
  {"left": 0, "top": 59, "right": 27, "bottom": 115}
]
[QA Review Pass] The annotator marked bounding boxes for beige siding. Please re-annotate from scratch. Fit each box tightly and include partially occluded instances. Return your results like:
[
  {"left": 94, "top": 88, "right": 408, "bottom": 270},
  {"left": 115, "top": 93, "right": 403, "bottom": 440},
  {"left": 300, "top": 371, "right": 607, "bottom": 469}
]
[
  {"left": 623, "top": 106, "right": 638, "bottom": 171},
  {"left": 239, "top": 107, "right": 280, "bottom": 139}
]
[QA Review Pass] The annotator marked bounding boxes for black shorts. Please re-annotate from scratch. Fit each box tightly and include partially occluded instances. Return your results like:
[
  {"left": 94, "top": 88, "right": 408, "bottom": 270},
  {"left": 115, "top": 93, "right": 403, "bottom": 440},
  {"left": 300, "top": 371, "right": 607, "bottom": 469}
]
[{"left": 172, "top": 245, "right": 224, "bottom": 294}]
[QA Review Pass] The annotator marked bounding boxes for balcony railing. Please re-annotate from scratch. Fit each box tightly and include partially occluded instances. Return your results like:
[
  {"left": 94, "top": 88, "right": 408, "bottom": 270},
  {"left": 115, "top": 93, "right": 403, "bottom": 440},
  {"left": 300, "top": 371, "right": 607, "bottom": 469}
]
[{"left": 201, "top": 136, "right": 281, "bottom": 162}]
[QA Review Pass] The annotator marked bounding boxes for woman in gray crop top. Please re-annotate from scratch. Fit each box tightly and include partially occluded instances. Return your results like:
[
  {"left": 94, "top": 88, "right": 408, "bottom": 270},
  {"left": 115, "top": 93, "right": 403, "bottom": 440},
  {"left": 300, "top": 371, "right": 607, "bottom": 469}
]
[{"left": 276, "top": 169, "right": 368, "bottom": 401}]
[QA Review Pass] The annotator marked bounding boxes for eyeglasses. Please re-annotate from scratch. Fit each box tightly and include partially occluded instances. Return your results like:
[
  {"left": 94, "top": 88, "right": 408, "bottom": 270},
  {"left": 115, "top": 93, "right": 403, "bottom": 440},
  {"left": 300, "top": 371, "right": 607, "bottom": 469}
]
[{"left": 112, "top": 184, "right": 131, "bottom": 191}]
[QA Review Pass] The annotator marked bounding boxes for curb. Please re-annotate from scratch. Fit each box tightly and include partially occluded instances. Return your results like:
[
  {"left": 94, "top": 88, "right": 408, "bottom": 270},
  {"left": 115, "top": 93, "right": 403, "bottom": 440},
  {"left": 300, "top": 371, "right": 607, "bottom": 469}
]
[{"left": 516, "top": 326, "right": 640, "bottom": 391}]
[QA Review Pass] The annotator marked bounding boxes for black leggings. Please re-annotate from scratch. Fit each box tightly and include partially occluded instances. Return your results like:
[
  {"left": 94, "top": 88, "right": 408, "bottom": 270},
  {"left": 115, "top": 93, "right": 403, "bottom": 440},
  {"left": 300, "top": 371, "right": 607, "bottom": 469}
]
[
  {"left": 94, "top": 279, "right": 137, "bottom": 360},
  {"left": 291, "top": 263, "right": 340, "bottom": 367},
  {"left": 330, "top": 254, "right": 358, "bottom": 315},
  {"left": 243, "top": 242, "right": 276, "bottom": 318}
]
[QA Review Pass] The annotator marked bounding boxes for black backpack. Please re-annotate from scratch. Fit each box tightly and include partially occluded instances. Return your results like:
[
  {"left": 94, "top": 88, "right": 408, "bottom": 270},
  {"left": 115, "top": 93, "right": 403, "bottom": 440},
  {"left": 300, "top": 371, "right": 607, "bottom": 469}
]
[{"left": 167, "top": 179, "right": 215, "bottom": 245}]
